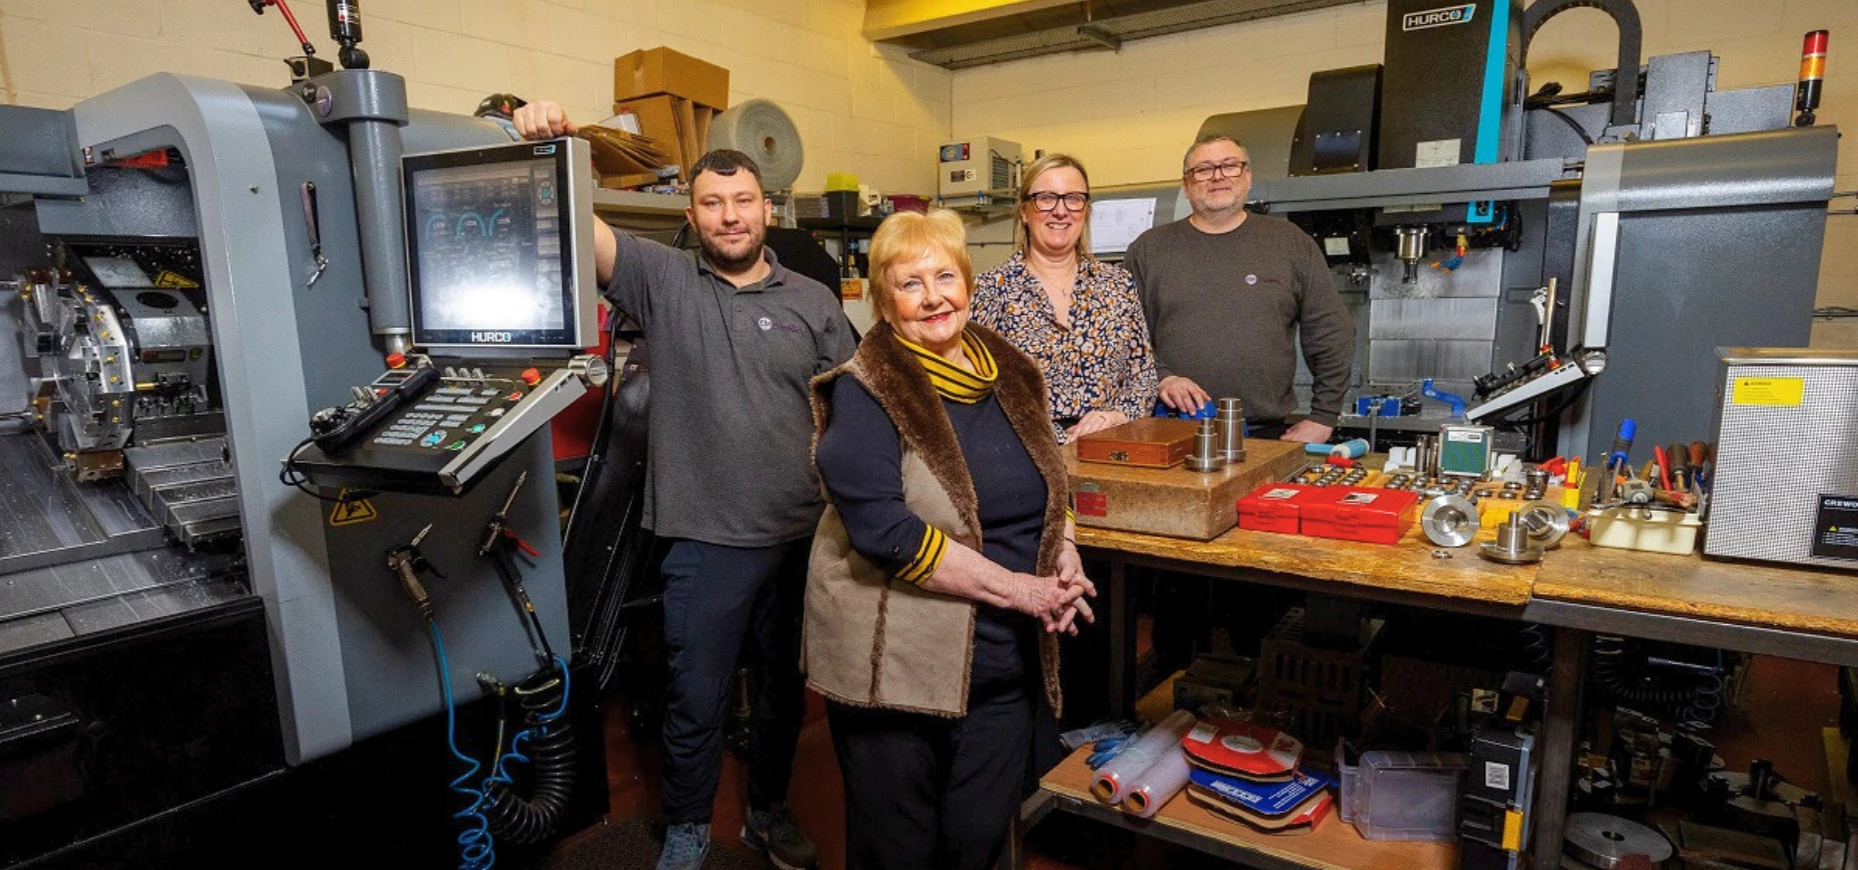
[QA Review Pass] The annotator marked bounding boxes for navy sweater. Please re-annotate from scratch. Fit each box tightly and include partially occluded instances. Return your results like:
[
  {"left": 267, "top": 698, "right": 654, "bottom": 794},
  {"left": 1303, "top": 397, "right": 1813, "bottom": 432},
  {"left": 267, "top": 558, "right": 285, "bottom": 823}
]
[{"left": 814, "top": 378, "right": 1046, "bottom": 685}]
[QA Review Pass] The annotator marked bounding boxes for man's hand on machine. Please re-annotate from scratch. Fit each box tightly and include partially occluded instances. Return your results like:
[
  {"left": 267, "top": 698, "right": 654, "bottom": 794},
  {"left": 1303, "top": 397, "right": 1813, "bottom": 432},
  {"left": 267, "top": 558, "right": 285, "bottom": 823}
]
[
  {"left": 512, "top": 100, "right": 578, "bottom": 140},
  {"left": 1157, "top": 376, "right": 1210, "bottom": 412},
  {"left": 508, "top": 98, "right": 618, "bottom": 285},
  {"left": 1280, "top": 419, "right": 1334, "bottom": 444}
]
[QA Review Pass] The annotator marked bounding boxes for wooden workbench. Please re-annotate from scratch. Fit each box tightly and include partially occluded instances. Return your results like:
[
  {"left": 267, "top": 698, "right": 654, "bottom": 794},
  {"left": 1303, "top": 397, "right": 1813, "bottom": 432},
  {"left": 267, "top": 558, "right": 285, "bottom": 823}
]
[
  {"left": 1076, "top": 521, "right": 1537, "bottom": 608},
  {"left": 1061, "top": 490, "right": 1858, "bottom": 870},
  {"left": 1532, "top": 536, "right": 1858, "bottom": 639}
]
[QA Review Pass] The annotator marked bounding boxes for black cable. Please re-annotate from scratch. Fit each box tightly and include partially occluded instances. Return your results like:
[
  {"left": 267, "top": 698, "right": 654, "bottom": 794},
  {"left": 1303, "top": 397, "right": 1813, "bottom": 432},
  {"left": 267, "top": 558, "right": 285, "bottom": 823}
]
[
  {"left": 278, "top": 436, "right": 377, "bottom": 504},
  {"left": 490, "top": 549, "right": 557, "bottom": 664},
  {"left": 1542, "top": 107, "right": 1595, "bottom": 145}
]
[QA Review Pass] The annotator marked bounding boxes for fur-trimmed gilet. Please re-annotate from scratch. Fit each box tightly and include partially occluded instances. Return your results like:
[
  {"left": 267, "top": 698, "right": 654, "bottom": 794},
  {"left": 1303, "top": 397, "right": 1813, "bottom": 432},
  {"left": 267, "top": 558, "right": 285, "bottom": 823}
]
[{"left": 804, "top": 320, "right": 1067, "bottom": 718}]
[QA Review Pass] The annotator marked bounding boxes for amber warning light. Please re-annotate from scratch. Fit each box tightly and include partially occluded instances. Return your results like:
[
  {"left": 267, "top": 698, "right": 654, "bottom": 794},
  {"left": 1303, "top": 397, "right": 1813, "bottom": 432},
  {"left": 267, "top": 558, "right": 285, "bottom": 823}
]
[{"left": 1797, "top": 30, "right": 1828, "bottom": 126}]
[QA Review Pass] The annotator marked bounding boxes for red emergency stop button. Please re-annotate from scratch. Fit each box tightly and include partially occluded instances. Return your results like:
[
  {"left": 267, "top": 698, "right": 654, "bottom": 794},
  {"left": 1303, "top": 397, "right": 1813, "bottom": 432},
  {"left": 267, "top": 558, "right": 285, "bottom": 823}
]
[
  {"left": 520, "top": 367, "right": 542, "bottom": 386},
  {"left": 386, "top": 352, "right": 406, "bottom": 369}
]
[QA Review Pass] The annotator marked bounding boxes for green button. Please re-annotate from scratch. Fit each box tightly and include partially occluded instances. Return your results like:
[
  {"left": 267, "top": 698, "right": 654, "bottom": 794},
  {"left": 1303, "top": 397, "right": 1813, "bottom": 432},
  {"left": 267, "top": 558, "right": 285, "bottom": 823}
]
[{"left": 447, "top": 441, "right": 467, "bottom": 451}]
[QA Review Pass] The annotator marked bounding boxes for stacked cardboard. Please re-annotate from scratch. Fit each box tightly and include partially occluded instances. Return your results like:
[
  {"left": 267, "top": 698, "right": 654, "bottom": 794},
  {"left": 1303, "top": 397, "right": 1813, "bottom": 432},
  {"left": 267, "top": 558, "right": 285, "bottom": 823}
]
[
  {"left": 612, "top": 47, "right": 729, "bottom": 184},
  {"left": 578, "top": 124, "right": 672, "bottom": 189}
]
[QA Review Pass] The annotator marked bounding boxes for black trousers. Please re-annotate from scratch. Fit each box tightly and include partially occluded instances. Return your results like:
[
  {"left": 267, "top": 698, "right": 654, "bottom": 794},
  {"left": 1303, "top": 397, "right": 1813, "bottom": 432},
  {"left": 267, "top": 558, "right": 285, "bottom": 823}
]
[
  {"left": 828, "top": 680, "right": 1034, "bottom": 870},
  {"left": 659, "top": 537, "right": 810, "bottom": 824}
]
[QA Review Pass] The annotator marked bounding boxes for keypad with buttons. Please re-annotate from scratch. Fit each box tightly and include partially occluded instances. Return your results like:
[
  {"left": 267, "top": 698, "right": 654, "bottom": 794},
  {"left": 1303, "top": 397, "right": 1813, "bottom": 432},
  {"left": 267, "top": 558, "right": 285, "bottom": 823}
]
[{"left": 367, "top": 381, "right": 531, "bottom": 452}]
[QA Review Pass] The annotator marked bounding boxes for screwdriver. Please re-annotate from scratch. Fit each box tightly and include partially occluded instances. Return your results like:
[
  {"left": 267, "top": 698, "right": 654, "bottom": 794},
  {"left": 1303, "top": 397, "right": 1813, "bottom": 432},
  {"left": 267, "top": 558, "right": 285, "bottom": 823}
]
[
  {"left": 1668, "top": 443, "right": 1691, "bottom": 491},
  {"left": 1605, "top": 419, "right": 1636, "bottom": 500}
]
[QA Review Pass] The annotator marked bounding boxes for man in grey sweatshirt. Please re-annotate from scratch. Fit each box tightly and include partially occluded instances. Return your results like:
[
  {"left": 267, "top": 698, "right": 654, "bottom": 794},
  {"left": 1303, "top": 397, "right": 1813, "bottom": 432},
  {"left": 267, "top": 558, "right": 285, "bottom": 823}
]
[{"left": 1125, "top": 134, "right": 1355, "bottom": 443}]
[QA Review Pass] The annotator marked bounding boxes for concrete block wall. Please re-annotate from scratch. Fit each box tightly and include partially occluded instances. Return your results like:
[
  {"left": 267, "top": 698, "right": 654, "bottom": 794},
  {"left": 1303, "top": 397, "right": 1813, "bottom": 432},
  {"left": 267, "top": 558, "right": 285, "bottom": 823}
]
[
  {"left": 949, "top": 0, "right": 1858, "bottom": 347},
  {"left": 0, "top": 0, "right": 953, "bottom": 195}
]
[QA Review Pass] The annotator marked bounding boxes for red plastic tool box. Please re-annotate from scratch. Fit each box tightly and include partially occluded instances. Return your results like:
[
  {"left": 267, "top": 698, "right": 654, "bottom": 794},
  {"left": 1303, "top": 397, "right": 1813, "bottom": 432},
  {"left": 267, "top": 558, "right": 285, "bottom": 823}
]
[
  {"left": 1298, "top": 486, "right": 1420, "bottom": 545},
  {"left": 1236, "top": 483, "right": 1321, "bottom": 535}
]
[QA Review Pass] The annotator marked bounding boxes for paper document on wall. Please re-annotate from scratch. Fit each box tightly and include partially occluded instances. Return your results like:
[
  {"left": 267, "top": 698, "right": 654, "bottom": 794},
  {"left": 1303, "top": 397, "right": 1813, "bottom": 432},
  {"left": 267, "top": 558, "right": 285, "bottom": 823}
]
[{"left": 1090, "top": 198, "right": 1158, "bottom": 254}]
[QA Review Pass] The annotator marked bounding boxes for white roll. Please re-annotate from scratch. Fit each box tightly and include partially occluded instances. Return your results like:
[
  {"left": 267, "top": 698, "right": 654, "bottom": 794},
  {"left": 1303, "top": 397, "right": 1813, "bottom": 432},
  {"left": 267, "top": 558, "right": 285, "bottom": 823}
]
[
  {"left": 1090, "top": 710, "right": 1196, "bottom": 805},
  {"left": 1121, "top": 745, "right": 1193, "bottom": 819},
  {"left": 707, "top": 98, "right": 805, "bottom": 191}
]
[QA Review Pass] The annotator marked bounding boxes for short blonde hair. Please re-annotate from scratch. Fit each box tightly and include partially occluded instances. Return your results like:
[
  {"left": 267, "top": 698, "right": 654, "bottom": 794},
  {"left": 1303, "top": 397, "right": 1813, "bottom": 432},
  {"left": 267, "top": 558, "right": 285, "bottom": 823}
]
[
  {"left": 867, "top": 209, "right": 972, "bottom": 316},
  {"left": 1015, "top": 153, "right": 1096, "bottom": 265}
]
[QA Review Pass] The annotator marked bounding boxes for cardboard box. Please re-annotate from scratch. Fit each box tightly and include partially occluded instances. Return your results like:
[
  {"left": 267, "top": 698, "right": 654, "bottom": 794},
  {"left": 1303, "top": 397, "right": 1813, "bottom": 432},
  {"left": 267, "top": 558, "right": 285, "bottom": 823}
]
[
  {"left": 1070, "top": 438, "right": 1305, "bottom": 540},
  {"left": 615, "top": 96, "right": 680, "bottom": 154},
  {"left": 614, "top": 95, "right": 720, "bottom": 180},
  {"left": 614, "top": 47, "right": 729, "bottom": 111},
  {"left": 1075, "top": 418, "right": 1199, "bottom": 469},
  {"left": 673, "top": 97, "right": 700, "bottom": 175}
]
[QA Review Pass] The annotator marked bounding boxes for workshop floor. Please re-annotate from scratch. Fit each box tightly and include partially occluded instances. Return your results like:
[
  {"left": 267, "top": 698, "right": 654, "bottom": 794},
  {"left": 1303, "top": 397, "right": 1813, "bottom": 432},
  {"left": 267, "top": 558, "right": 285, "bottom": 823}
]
[{"left": 550, "top": 653, "right": 1844, "bottom": 870}]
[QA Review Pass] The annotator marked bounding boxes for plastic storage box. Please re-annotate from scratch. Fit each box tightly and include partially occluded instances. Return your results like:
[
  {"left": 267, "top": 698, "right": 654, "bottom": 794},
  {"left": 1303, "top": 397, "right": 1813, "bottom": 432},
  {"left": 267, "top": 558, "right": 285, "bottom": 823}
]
[
  {"left": 1339, "top": 750, "right": 1468, "bottom": 841},
  {"left": 1299, "top": 487, "right": 1420, "bottom": 545},
  {"left": 1236, "top": 483, "right": 1319, "bottom": 534},
  {"left": 1586, "top": 507, "right": 1702, "bottom": 555}
]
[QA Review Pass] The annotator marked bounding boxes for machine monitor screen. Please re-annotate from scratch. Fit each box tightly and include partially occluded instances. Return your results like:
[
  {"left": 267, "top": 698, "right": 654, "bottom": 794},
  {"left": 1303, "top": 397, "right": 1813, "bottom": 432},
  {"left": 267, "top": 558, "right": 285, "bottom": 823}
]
[{"left": 403, "top": 139, "right": 594, "bottom": 352}]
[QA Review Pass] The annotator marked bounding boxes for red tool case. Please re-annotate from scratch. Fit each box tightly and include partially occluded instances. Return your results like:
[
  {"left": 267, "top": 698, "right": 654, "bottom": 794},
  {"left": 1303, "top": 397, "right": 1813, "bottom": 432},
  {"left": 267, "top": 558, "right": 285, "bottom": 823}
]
[
  {"left": 1297, "top": 486, "right": 1420, "bottom": 545},
  {"left": 1236, "top": 483, "right": 1321, "bottom": 535}
]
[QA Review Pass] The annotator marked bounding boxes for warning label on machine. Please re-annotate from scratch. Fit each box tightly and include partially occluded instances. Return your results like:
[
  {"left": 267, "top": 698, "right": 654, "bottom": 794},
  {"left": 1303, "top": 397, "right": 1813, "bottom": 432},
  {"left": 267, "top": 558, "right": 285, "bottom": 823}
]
[
  {"left": 328, "top": 491, "right": 379, "bottom": 527},
  {"left": 1811, "top": 494, "right": 1858, "bottom": 561},
  {"left": 1731, "top": 377, "right": 1804, "bottom": 406}
]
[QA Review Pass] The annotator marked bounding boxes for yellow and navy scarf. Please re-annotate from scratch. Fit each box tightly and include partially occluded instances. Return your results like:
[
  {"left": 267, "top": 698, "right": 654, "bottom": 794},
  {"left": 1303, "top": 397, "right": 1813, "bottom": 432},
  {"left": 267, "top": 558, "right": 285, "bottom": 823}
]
[{"left": 895, "top": 330, "right": 998, "bottom": 403}]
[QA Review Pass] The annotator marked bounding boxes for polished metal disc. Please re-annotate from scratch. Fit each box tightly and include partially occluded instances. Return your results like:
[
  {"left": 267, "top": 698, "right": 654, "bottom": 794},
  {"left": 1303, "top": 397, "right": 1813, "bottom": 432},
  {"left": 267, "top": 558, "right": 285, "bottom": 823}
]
[
  {"left": 1514, "top": 500, "right": 1571, "bottom": 549},
  {"left": 1564, "top": 812, "right": 1673, "bottom": 869},
  {"left": 1421, "top": 494, "right": 1479, "bottom": 547}
]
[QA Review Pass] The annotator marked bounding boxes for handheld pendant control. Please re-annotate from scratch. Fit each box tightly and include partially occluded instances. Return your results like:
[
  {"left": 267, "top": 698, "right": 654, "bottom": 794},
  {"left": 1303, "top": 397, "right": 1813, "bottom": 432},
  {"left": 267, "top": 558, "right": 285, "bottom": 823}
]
[{"left": 309, "top": 362, "right": 440, "bottom": 453}]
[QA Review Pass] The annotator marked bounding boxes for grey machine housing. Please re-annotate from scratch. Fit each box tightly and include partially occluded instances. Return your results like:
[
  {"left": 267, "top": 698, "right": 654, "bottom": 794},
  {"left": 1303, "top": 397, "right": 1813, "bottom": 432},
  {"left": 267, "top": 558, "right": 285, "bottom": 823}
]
[
  {"left": 1085, "top": 0, "right": 1837, "bottom": 465},
  {"left": 1, "top": 69, "right": 579, "bottom": 770}
]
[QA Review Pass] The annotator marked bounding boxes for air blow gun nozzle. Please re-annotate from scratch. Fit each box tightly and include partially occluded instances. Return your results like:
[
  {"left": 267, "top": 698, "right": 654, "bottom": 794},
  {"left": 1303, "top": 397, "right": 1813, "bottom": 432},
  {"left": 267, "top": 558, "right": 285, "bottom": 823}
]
[{"left": 386, "top": 523, "right": 444, "bottom": 621}]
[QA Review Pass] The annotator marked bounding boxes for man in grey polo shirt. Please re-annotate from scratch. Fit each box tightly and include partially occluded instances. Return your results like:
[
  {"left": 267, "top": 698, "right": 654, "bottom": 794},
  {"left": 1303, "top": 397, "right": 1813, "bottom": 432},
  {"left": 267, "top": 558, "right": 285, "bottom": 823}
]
[{"left": 517, "top": 101, "right": 852, "bottom": 870}]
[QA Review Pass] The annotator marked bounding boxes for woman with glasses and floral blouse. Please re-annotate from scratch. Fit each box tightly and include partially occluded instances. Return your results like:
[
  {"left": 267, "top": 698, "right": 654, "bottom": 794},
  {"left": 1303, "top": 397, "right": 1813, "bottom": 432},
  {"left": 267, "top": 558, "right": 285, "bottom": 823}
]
[{"left": 972, "top": 154, "right": 1158, "bottom": 443}]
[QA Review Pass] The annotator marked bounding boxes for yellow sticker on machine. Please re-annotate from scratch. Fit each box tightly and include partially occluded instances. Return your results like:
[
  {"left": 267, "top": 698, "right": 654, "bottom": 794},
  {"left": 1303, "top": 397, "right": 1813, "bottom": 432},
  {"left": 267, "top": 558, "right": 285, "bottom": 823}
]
[
  {"left": 328, "top": 491, "right": 379, "bottom": 526},
  {"left": 153, "top": 270, "right": 200, "bottom": 289},
  {"left": 1501, "top": 809, "right": 1524, "bottom": 851},
  {"left": 1731, "top": 377, "right": 1805, "bottom": 407}
]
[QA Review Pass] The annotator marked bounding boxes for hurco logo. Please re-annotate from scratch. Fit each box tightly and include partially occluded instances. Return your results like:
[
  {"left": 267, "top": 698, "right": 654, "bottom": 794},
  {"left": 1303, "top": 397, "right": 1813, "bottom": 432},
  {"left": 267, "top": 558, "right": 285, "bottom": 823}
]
[
  {"left": 1402, "top": 3, "right": 1476, "bottom": 30},
  {"left": 471, "top": 331, "right": 514, "bottom": 343}
]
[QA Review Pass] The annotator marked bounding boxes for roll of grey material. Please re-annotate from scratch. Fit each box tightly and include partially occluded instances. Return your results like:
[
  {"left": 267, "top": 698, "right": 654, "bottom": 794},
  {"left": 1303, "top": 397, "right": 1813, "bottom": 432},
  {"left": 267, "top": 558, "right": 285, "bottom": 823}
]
[{"left": 707, "top": 98, "right": 804, "bottom": 191}]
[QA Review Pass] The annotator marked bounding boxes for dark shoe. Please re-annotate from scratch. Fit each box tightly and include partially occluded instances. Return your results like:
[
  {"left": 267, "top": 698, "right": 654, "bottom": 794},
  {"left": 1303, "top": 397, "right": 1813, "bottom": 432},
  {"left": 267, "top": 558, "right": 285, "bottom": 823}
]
[
  {"left": 657, "top": 821, "right": 710, "bottom": 870},
  {"left": 741, "top": 803, "right": 819, "bottom": 870}
]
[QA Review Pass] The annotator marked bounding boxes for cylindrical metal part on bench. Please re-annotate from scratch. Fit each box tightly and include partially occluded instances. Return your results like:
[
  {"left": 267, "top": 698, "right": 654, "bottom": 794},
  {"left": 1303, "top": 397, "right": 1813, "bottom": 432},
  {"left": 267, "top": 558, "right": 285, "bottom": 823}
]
[
  {"left": 1215, "top": 397, "right": 1246, "bottom": 463},
  {"left": 1420, "top": 494, "right": 1479, "bottom": 547},
  {"left": 1514, "top": 500, "right": 1570, "bottom": 549},
  {"left": 1480, "top": 518, "right": 1545, "bottom": 564},
  {"left": 1415, "top": 435, "right": 1436, "bottom": 478},
  {"left": 1187, "top": 419, "right": 1226, "bottom": 472}
]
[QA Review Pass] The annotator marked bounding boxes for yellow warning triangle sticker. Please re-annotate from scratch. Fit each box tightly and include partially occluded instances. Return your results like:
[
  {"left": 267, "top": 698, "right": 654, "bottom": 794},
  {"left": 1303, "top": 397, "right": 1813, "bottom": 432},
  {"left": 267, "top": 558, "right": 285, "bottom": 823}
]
[
  {"left": 328, "top": 491, "right": 379, "bottom": 526},
  {"left": 153, "top": 270, "right": 201, "bottom": 289}
]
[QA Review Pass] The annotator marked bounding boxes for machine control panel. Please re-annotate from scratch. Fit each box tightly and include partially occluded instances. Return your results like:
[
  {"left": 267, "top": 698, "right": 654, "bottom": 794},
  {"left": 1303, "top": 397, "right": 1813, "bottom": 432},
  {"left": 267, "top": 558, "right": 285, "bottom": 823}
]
[{"left": 292, "top": 355, "right": 607, "bottom": 495}]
